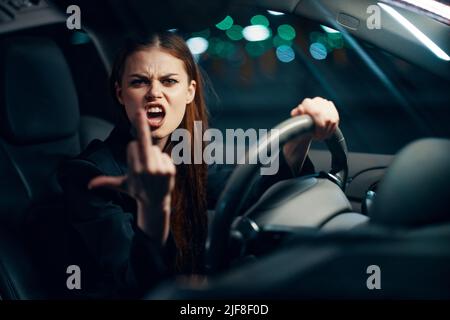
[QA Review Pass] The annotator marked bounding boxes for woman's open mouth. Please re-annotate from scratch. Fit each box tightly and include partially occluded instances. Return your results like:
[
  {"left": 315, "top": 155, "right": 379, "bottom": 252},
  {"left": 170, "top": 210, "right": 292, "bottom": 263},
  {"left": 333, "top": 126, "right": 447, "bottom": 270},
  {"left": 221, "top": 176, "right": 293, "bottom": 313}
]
[{"left": 146, "top": 105, "right": 166, "bottom": 128}]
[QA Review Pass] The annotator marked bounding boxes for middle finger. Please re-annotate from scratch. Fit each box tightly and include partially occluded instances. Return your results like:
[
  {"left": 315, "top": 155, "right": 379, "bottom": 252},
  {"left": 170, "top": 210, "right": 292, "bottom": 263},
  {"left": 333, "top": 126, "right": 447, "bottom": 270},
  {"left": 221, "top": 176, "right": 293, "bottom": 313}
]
[{"left": 135, "top": 110, "right": 153, "bottom": 166}]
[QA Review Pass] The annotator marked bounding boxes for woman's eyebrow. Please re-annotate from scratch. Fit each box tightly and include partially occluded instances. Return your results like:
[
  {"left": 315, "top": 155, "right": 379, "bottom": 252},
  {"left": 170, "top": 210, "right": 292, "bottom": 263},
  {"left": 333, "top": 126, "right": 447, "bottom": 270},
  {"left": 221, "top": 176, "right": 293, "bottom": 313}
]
[
  {"left": 160, "top": 73, "right": 179, "bottom": 78},
  {"left": 128, "top": 73, "right": 148, "bottom": 78},
  {"left": 128, "top": 73, "right": 179, "bottom": 78}
]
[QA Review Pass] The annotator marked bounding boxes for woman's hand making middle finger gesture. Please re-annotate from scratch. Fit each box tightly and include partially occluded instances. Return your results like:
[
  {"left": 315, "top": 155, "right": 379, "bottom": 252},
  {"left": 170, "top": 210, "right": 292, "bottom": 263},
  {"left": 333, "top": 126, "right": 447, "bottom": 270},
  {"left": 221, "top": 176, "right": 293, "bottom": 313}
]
[{"left": 89, "top": 110, "right": 176, "bottom": 244}]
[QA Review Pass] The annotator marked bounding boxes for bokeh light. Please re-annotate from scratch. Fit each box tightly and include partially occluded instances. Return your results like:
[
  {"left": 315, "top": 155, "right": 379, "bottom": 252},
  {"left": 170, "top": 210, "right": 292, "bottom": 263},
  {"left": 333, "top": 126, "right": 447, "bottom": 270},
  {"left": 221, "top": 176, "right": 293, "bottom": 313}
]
[
  {"left": 250, "top": 15, "right": 269, "bottom": 27},
  {"left": 327, "top": 32, "right": 344, "bottom": 49},
  {"left": 243, "top": 25, "right": 271, "bottom": 42},
  {"left": 309, "top": 42, "right": 327, "bottom": 60},
  {"left": 310, "top": 32, "right": 331, "bottom": 52},
  {"left": 71, "top": 31, "right": 90, "bottom": 45},
  {"left": 208, "top": 38, "right": 237, "bottom": 59},
  {"left": 245, "top": 40, "right": 272, "bottom": 57},
  {"left": 186, "top": 37, "right": 209, "bottom": 55},
  {"left": 216, "top": 16, "right": 234, "bottom": 30},
  {"left": 277, "top": 24, "right": 296, "bottom": 41},
  {"left": 226, "top": 25, "right": 244, "bottom": 41},
  {"left": 273, "top": 35, "right": 292, "bottom": 47},
  {"left": 276, "top": 45, "right": 295, "bottom": 62}
]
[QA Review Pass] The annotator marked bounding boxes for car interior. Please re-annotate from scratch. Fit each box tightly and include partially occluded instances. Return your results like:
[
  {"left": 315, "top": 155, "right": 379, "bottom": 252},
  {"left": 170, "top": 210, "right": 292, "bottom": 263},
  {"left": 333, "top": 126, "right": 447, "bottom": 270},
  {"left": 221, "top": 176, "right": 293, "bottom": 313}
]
[{"left": 0, "top": 0, "right": 449, "bottom": 299}]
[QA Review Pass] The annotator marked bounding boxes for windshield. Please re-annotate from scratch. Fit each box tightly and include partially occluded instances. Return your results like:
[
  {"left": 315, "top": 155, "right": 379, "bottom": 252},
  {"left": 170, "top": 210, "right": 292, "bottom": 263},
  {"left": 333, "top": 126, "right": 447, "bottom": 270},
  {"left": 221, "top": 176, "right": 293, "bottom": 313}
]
[{"left": 179, "top": 6, "right": 450, "bottom": 154}]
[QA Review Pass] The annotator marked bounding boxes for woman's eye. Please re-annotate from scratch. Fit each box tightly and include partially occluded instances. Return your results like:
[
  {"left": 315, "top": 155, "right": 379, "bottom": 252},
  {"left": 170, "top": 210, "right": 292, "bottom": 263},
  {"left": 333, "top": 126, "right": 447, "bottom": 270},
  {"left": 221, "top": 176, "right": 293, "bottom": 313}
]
[
  {"left": 130, "top": 79, "right": 148, "bottom": 86},
  {"left": 162, "top": 79, "right": 178, "bottom": 85}
]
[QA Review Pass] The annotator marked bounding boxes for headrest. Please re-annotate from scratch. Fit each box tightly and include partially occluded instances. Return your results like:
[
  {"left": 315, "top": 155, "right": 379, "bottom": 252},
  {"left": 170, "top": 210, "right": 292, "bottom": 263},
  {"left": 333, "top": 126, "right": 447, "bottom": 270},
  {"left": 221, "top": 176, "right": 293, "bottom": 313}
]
[
  {"left": 371, "top": 138, "right": 450, "bottom": 228},
  {"left": 0, "top": 37, "right": 79, "bottom": 144}
]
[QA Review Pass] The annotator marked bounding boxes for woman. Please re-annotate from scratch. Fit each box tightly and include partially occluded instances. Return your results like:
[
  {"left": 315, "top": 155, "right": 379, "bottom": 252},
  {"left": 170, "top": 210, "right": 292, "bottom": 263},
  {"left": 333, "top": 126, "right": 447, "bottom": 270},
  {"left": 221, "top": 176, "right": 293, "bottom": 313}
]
[{"left": 58, "top": 31, "right": 339, "bottom": 299}]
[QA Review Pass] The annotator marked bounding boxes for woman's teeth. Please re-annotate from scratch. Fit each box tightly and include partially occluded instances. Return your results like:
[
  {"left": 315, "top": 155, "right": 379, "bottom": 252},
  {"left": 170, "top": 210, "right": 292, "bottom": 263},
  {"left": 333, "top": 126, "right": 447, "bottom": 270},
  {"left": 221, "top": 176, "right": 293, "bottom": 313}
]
[
  {"left": 148, "top": 106, "right": 163, "bottom": 113},
  {"left": 146, "top": 106, "right": 165, "bottom": 127}
]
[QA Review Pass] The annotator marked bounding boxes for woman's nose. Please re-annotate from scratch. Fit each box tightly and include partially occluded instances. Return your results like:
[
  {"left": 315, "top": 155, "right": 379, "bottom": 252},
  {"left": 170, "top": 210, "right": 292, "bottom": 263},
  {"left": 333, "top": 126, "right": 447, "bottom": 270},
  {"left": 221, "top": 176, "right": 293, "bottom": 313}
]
[{"left": 145, "top": 81, "right": 162, "bottom": 100}]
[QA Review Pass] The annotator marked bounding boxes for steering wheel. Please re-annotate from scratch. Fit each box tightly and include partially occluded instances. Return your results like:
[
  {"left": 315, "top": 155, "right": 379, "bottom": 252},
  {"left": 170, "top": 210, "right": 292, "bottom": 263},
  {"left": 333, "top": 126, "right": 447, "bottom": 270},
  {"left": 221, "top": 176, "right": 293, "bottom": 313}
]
[{"left": 205, "top": 115, "right": 348, "bottom": 273}]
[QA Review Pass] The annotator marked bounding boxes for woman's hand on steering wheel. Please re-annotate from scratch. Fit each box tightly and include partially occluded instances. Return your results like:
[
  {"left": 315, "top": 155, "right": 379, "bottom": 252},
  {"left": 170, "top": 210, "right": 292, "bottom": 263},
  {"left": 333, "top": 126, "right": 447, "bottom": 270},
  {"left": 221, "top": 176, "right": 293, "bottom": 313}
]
[{"left": 283, "top": 97, "right": 340, "bottom": 175}]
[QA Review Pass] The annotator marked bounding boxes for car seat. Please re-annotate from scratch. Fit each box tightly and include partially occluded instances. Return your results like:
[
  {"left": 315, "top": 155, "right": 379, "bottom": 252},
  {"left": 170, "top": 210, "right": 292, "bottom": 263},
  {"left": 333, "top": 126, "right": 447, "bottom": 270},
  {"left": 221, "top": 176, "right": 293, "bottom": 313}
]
[{"left": 0, "top": 36, "right": 86, "bottom": 299}]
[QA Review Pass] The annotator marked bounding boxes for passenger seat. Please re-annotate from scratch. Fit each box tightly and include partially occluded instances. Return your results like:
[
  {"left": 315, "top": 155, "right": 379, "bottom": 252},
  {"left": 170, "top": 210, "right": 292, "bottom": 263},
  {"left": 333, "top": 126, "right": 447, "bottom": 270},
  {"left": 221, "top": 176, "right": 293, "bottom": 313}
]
[
  {"left": 79, "top": 115, "right": 113, "bottom": 150},
  {"left": 0, "top": 36, "right": 103, "bottom": 299}
]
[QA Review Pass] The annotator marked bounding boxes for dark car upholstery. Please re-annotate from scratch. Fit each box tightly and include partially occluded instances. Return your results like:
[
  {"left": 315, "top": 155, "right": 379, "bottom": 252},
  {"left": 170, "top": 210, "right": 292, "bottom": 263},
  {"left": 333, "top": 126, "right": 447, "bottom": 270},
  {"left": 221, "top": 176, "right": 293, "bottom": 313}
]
[
  {"left": 0, "top": 36, "right": 82, "bottom": 299},
  {"left": 370, "top": 138, "right": 450, "bottom": 228}
]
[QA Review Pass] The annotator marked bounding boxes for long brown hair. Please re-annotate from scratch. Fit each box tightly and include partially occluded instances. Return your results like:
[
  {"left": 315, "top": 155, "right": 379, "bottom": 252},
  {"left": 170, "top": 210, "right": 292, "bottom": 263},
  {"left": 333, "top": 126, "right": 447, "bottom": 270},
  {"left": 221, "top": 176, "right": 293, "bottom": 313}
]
[{"left": 110, "top": 32, "right": 209, "bottom": 274}]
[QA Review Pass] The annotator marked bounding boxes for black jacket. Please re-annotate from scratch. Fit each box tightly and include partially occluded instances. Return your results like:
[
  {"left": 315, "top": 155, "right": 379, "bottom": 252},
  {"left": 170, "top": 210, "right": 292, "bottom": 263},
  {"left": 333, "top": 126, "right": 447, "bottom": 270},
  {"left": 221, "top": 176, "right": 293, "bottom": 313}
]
[{"left": 58, "top": 125, "right": 314, "bottom": 299}]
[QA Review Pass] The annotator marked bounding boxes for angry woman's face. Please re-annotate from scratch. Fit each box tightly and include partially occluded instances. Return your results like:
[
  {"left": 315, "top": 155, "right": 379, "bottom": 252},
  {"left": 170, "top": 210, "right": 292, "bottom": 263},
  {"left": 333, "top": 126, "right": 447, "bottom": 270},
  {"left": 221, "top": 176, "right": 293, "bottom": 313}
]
[{"left": 116, "top": 47, "right": 196, "bottom": 147}]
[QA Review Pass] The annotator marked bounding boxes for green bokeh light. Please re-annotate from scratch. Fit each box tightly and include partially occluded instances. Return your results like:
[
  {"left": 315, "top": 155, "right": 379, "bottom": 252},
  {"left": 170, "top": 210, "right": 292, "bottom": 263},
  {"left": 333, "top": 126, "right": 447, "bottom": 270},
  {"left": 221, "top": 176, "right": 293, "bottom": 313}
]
[
  {"left": 216, "top": 16, "right": 234, "bottom": 30},
  {"left": 309, "top": 31, "right": 331, "bottom": 52},
  {"left": 250, "top": 15, "right": 269, "bottom": 27},
  {"left": 309, "top": 31, "right": 322, "bottom": 43},
  {"left": 208, "top": 38, "right": 237, "bottom": 58},
  {"left": 277, "top": 24, "right": 296, "bottom": 41},
  {"left": 273, "top": 35, "right": 292, "bottom": 47},
  {"left": 245, "top": 39, "right": 272, "bottom": 57},
  {"left": 208, "top": 37, "right": 224, "bottom": 56},
  {"left": 226, "top": 25, "right": 244, "bottom": 41},
  {"left": 327, "top": 32, "right": 344, "bottom": 49},
  {"left": 71, "top": 31, "right": 91, "bottom": 45}
]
